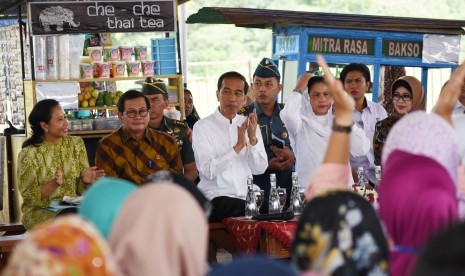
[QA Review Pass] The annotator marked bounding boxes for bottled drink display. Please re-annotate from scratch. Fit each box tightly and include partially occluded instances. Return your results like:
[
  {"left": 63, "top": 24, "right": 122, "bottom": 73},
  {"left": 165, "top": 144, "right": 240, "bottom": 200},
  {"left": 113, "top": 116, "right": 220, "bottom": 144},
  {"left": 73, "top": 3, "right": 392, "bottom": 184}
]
[
  {"left": 245, "top": 176, "right": 258, "bottom": 218},
  {"left": 357, "top": 166, "right": 368, "bottom": 188},
  {"left": 268, "top": 173, "right": 280, "bottom": 214},
  {"left": 375, "top": 166, "right": 382, "bottom": 190},
  {"left": 289, "top": 172, "right": 303, "bottom": 215}
]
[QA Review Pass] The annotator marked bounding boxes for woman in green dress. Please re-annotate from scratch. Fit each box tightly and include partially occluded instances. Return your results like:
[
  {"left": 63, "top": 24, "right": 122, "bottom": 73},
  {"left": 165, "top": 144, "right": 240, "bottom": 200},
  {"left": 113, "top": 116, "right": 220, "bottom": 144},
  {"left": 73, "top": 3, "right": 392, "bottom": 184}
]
[{"left": 17, "top": 99, "right": 105, "bottom": 230}]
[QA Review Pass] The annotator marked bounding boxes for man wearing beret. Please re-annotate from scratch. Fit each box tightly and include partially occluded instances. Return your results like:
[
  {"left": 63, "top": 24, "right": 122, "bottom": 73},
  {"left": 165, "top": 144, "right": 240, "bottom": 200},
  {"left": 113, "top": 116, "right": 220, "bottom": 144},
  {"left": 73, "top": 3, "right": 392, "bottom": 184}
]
[
  {"left": 96, "top": 90, "right": 183, "bottom": 185},
  {"left": 239, "top": 58, "right": 295, "bottom": 212},
  {"left": 141, "top": 78, "right": 198, "bottom": 182}
]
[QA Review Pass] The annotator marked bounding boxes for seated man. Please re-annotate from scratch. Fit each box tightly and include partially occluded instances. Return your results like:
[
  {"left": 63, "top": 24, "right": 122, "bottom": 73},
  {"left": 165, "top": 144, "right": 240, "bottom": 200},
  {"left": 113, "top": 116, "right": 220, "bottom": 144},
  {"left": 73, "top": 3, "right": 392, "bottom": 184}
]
[
  {"left": 96, "top": 90, "right": 182, "bottom": 185},
  {"left": 141, "top": 78, "right": 198, "bottom": 182},
  {"left": 193, "top": 71, "right": 268, "bottom": 222}
]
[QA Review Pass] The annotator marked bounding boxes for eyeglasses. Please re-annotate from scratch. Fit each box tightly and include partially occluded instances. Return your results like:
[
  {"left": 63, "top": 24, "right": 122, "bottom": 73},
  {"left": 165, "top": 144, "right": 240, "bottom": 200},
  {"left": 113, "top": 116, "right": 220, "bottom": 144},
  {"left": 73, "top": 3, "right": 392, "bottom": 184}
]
[
  {"left": 123, "top": 109, "right": 149, "bottom": 118},
  {"left": 392, "top": 93, "right": 412, "bottom": 102}
]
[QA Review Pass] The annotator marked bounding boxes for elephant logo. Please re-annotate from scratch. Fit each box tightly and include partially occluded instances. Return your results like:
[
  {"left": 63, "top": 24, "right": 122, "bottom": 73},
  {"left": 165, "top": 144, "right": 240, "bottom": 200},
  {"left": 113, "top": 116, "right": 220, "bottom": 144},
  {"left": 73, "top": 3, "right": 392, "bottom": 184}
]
[{"left": 39, "top": 6, "right": 80, "bottom": 32}]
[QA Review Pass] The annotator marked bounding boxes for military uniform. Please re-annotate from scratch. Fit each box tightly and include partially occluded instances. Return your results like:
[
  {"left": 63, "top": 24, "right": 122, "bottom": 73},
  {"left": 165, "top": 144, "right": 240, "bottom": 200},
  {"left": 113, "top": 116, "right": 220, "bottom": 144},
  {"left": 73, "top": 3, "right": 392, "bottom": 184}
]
[
  {"left": 241, "top": 57, "right": 295, "bottom": 212},
  {"left": 239, "top": 102, "right": 293, "bottom": 210},
  {"left": 141, "top": 77, "right": 196, "bottom": 168},
  {"left": 151, "top": 116, "right": 195, "bottom": 166}
]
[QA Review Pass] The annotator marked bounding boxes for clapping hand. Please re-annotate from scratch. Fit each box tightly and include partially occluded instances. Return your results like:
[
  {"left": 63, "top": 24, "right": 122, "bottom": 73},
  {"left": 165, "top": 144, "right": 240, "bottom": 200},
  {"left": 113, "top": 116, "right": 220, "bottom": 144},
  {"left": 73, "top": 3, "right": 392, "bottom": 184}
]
[
  {"left": 434, "top": 61, "right": 465, "bottom": 124},
  {"left": 54, "top": 165, "right": 63, "bottom": 186},
  {"left": 234, "top": 117, "right": 248, "bottom": 153},
  {"left": 82, "top": 166, "right": 106, "bottom": 186},
  {"left": 247, "top": 109, "right": 258, "bottom": 146}
]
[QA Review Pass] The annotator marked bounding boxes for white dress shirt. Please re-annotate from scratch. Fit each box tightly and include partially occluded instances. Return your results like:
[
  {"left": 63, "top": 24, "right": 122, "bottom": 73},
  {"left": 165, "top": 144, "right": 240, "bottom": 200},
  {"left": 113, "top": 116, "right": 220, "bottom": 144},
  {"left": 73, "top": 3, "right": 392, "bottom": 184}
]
[
  {"left": 453, "top": 101, "right": 465, "bottom": 115},
  {"left": 351, "top": 99, "right": 388, "bottom": 183},
  {"left": 280, "top": 92, "right": 370, "bottom": 188},
  {"left": 192, "top": 108, "right": 268, "bottom": 200}
]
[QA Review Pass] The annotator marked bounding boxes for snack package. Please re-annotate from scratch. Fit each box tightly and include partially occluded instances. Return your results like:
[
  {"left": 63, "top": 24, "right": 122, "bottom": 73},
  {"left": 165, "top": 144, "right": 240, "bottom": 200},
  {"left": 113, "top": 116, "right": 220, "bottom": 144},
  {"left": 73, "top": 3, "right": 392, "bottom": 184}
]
[
  {"left": 134, "top": 46, "right": 147, "bottom": 61},
  {"left": 99, "top": 33, "right": 113, "bottom": 46},
  {"left": 126, "top": 61, "right": 140, "bottom": 77}
]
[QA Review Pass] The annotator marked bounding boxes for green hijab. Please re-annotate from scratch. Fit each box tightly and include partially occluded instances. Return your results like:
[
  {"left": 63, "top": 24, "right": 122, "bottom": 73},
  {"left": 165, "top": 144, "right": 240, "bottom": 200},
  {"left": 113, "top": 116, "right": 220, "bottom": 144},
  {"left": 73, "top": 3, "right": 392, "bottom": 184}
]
[{"left": 79, "top": 177, "right": 138, "bottom": 239}]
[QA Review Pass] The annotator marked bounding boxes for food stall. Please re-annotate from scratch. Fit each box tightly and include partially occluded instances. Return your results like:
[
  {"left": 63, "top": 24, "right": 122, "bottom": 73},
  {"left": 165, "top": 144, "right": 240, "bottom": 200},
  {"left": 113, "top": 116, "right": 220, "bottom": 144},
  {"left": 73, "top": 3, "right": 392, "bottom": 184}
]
[
  {"left": 2, "top": 0, "right": 187, "bottom": 222},
  {"left": 187, "top": 7, "right": 465, "bottom": 110}
]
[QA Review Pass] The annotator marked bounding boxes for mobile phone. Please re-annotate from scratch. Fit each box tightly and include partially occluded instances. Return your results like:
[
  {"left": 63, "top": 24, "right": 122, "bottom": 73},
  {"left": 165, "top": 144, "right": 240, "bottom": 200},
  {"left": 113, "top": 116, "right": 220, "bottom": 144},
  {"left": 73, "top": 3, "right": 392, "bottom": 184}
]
[{"left": 271, "top": 138, "right": 284, "bottom": 149}]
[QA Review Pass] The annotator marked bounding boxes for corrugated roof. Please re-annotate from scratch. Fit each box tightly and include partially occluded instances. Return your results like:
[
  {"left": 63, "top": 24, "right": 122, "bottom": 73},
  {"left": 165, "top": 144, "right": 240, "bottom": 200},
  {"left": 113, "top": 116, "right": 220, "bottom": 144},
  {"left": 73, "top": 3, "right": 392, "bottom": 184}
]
[{"left": 187, "top": 7, "right": 465, "bottom": 35}]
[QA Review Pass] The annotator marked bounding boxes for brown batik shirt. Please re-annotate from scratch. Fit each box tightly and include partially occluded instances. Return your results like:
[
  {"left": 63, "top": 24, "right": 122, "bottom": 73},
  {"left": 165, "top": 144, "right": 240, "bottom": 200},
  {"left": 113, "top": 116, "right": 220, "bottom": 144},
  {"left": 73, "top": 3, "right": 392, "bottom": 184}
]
[{"left": 96, "top": 127, "right": 183, "bottom": 185}]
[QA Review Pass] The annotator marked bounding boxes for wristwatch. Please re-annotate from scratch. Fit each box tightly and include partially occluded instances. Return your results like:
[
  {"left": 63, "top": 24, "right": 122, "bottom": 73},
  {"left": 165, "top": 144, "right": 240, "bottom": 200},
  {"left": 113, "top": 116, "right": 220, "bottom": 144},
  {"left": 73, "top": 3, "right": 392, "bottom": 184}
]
[
  {"left": 293, "top": 88, "right": 303, "bottom": 94},
  {"left": 332, "top": 119, "right": 352, "bottom": 133}
]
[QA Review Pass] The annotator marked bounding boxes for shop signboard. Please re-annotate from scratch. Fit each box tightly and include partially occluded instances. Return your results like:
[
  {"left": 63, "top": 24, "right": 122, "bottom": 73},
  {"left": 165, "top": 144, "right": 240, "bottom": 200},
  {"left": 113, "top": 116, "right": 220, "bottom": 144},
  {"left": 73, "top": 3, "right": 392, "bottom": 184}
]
[
  {"left": 307, "top": 36, "right": 375, "bottom": 56},
  {"left": 275, "top": 35, "right": 299, "bottom": 54},
  {"left": 382, "top": 40, "right": 422, "bottom": 58},
  {"left": 28, "top": 0, "right": 176, "bottom": 35}
]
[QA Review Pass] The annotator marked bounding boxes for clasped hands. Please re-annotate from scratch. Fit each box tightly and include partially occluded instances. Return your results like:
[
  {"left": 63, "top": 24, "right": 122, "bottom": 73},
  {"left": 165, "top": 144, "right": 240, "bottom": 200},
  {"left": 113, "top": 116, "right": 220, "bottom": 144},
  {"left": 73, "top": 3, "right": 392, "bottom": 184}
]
[
  {"left": 234, "top": 109, "right": 258, "bottom": 153},
  {"left": 53, "top": 165, "right": 106, "bottom": 187}
]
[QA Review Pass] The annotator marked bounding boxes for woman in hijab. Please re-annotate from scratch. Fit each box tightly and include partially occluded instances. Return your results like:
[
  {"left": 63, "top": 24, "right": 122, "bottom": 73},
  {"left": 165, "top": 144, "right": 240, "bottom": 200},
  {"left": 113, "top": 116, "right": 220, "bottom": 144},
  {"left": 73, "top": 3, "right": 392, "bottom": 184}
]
[
  {"left": 2, "top": 215, "right": 117, "bottom": 276},
  {"left": 290, "top": 55, "right": 389, "bottom": 276},
  {"left": 79, "top": 177, "right": 138, "bottom": 239},
  {"left": 280, "top": 75, "right": 369, "bottom": 188},
  {"left": 373, "top": 76, "right": 425, "bottom": 165},
  {"left": 109, "top": 182, "right": 208, "bottom": 276},
  {"left": 378, "top": 62, "right": 465, "bottom": 276},
  {"left": 293, "top": 191, "right": 389, "bottom": 275}
]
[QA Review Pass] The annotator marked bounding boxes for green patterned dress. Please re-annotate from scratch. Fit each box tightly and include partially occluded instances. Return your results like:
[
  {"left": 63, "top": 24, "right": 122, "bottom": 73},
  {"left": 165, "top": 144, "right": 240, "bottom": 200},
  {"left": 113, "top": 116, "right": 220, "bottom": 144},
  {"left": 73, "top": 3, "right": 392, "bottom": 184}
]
[{"left": 17, "top": 136, "right": 89, "bottom": 229}]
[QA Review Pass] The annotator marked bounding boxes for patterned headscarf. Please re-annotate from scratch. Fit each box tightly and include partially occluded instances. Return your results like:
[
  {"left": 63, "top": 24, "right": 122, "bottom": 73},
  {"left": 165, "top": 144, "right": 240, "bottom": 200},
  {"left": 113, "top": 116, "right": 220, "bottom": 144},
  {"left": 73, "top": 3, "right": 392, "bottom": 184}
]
[
  {"left": 292, "top": 191, "right": 389, "bottom": 275},
  {"left": 382, "top": 111, "right": 459, "bottom": 184},
  {"left": 2, "top": 215, "right": 117, "bottom": 276},
  {"left": 380, "top": 110, "right": 459, "bottom": 276}
]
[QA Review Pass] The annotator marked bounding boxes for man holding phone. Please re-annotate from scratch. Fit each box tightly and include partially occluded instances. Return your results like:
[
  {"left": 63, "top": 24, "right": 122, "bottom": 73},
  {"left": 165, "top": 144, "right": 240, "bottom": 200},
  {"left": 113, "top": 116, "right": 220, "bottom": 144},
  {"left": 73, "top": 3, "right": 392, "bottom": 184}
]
[{"left": 239, "top": 58, "right": 295, "bottom": 212}]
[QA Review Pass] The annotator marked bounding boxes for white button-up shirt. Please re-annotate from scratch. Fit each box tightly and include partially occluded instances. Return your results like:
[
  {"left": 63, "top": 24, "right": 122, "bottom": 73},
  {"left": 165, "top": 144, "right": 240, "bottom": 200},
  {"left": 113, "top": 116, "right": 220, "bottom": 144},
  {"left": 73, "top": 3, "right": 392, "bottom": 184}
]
[
  {"left": 192, "top": 108, "right": 268, "bottom": 200},
  {"left": 280, "top": 92, "right": 370, "bottom": 188},
  {"left": 453, "top": 101, "right": 465, "bottom": 115},
  {"left": 351, "top": 99, "right": 388, "bottom": 183}
]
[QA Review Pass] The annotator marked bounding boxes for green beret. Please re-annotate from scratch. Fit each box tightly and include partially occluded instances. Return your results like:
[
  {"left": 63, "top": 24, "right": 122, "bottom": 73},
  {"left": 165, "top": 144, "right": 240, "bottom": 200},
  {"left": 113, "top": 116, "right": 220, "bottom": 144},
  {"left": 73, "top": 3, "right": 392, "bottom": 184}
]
[
  {"left": 253, "top": 58, "right": 280, "bottom": 78},
  {"left": 142, "top": 77, "right": 167, "bottom": 95}
]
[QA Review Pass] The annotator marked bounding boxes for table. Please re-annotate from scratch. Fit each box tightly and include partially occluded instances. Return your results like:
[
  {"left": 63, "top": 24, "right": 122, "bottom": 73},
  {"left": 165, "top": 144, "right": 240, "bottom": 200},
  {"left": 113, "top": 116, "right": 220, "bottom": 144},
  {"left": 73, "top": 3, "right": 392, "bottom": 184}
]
[{"left": 223, "top": 217, "right": 297, "bottom": 258}]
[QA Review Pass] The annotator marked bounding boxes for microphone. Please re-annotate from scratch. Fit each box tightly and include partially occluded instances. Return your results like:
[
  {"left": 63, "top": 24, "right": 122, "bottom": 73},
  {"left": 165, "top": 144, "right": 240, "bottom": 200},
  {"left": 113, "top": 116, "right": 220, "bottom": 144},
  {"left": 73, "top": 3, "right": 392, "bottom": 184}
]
[{"left": 252, "top": 210, "right": 295, "bottom": 221}]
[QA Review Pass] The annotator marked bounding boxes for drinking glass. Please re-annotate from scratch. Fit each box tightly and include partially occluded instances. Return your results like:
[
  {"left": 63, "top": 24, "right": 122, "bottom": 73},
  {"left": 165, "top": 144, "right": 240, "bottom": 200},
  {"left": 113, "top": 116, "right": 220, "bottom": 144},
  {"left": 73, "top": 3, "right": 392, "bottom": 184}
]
[
  {"left": 277, "top": 187, "right": 287, "bottom": 212},
  {"left": 254, "top": 190, "right": 265, "bottom": 214},
  {"left": 299, "top": 187, "right": 306, "bottom": 208}
]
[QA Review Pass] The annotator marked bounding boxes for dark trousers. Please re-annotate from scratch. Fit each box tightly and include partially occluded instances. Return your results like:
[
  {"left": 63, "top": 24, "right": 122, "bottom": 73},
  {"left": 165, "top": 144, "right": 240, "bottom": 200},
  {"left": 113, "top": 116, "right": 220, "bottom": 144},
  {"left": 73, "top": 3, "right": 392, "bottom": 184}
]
[{"left": 209, "top": 196, "right": 245, "bottom": 223}]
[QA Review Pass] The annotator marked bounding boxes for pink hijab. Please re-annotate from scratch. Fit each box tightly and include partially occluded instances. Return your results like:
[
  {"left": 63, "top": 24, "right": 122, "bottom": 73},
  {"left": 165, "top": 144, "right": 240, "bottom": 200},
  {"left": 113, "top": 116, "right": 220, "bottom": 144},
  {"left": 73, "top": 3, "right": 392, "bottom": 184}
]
[
  {"left": 379, "top": 111, "right": 459, "bottom": 276},
  {"left": 109, "top": 183, "right": 208, "bottom": 276}
]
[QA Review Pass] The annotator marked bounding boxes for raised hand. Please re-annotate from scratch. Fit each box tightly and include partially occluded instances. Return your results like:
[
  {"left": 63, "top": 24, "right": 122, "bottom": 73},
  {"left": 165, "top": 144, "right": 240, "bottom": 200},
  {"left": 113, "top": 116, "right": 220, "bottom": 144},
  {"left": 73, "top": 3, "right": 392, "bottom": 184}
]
[
  {"left": 316, "top": 55, "right": 354, "bottom": 126},
  {"left": 295, "top": 72, "right": 313, "bottom": 92},
  {"left": 55, "top": 165, "right": 63, "bottom": 186},
  {"left": 234, "top": 117, "right": 248, "bottom": 153},
  {"left": 82, "top": 166, "right": 106, "bottom": 185},
  {"left": 434, "top": 61, "right": 465, "bottom": 124},
  {"left": 247, "top": 109, "right": 258, "bottom": 146}
]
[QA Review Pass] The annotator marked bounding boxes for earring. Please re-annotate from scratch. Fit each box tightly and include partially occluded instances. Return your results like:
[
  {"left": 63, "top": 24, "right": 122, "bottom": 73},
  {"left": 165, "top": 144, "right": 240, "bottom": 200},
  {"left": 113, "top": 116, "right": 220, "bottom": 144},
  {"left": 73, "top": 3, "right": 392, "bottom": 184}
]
[{"left": 45, "top": 129, "right": 48, "bottom": 132}]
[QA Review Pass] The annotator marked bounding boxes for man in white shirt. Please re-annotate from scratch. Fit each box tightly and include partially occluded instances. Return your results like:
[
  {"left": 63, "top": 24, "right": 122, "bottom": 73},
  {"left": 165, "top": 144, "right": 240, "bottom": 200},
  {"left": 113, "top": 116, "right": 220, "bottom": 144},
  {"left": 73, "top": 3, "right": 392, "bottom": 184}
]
[
  {"left": 453, "top": 83, "right": 465, "bottom": 114},
  {"left": 340, "top": 63, "right": 388, "bottom": 185},
  {"left": 192, "top": 71, "right": 268, "bottom": 222}
]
